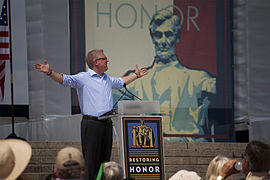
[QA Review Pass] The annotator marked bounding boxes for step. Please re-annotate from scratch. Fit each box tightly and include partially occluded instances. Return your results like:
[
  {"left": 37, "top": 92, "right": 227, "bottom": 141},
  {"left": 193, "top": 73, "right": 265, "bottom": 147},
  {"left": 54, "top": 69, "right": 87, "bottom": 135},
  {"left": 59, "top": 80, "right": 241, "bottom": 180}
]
[{"left": 23, "top": 141, "right": 247, "bottom": 179}]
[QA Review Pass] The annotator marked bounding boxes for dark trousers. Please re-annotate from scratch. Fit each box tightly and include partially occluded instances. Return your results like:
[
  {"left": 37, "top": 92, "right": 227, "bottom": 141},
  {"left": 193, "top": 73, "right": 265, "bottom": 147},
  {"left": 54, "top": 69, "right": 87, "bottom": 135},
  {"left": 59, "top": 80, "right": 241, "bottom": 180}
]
[{"left": 81, "top": 116, "right": 113, "bottom": 180}]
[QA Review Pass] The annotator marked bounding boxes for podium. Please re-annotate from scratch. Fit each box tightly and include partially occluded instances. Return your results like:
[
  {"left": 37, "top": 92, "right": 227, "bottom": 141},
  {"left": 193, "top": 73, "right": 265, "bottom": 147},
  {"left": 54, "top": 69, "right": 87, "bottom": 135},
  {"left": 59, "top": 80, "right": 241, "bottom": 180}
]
[{"left": 101, "top": 100, "right": 165, "bottom": 180}]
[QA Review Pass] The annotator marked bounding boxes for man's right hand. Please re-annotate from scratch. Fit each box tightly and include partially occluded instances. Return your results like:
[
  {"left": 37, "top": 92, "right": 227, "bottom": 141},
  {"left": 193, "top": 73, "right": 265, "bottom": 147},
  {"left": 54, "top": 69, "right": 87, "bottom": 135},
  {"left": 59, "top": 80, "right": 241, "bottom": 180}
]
[
  {"left": 219, "top": 159, "right": 239, "bottom": 179},
  {"left": 34, "top": 60, "right": 51, "bottom": 75}
]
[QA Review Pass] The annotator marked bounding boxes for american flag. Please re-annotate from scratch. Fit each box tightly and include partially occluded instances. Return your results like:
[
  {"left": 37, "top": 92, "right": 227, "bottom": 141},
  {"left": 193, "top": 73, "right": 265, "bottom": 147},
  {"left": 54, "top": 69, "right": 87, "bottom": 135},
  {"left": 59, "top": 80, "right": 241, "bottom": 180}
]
[{"left": 0, "top": 0, "right": 9, "bottom": 101}]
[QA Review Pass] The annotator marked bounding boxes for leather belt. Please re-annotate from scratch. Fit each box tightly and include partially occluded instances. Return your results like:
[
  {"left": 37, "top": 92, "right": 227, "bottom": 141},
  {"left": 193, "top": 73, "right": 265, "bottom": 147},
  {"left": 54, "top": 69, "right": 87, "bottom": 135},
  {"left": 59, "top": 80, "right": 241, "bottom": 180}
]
[
  {"left": 82, "top": 115, "right": 98, "bottom": 120},
  {"left": 82, "top": 110, "right": 114, "bottom": 122}
]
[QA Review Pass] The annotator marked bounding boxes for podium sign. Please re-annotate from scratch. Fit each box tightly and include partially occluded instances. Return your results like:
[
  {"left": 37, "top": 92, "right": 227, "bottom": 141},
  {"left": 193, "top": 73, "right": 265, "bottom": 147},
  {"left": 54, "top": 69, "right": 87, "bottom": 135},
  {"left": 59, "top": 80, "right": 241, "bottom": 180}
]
[{"left": 121, "top": 116, "right": 165, "bottom": 180}]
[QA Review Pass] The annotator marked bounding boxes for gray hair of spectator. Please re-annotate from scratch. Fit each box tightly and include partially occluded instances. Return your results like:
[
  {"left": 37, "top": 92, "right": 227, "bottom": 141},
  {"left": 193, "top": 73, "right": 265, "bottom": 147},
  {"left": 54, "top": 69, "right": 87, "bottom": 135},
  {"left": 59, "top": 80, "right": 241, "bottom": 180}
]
[
  {"left": 101, "top": 161, "right": 124, "bottom": 180},
  {"left": 86, "top": 49, "right": 103, "bottom": 69},
  {"left": 206, "top": 155, "right": 233, "bottom": 180},
  {"left": 245, "top": 141, "right": 270, "bottom": 172},
  {"left": 149, "top": 9, "right": 181, "bottom": 41}
]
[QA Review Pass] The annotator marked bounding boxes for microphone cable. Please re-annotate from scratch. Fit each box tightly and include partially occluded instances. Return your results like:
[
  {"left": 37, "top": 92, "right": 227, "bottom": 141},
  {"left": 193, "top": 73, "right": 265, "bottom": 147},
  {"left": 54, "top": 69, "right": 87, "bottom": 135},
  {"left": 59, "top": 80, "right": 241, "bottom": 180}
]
[
  {"left": 113, "top": 87, "right": 127, "bottom": 110},
  {"left": 123, "top": 83, "right": 142, "bottom": 101}
]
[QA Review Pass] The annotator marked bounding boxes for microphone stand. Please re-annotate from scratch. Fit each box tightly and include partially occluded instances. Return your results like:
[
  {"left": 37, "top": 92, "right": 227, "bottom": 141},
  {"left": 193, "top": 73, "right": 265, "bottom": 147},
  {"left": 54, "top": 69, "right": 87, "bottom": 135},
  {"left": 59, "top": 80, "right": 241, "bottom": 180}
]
[
  {"left": 113, "top": 87, "right": 127, "bottom": 110},
  {"left": 123, "top": 83, "right": 142, "bottom": 101}
]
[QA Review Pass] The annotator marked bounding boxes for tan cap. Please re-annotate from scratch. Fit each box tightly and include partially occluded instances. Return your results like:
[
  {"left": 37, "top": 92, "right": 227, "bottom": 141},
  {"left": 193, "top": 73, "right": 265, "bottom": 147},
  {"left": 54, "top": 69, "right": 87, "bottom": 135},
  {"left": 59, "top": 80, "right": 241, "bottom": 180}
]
[
  {"left": 0, "top": 139, "right": 32, "bottom": 180},
  {"left": 169, "top": 170, "right": 202, "bottom": 180},
  {"left": 56, "top": 147, "right": 85, "bottom": 170}
]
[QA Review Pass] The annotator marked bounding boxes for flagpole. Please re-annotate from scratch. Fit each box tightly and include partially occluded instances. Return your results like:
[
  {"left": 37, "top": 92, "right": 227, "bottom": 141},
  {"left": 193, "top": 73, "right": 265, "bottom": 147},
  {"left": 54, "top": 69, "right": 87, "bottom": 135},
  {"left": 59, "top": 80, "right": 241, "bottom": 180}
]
[{"left": 7, "top": 0, "right": 14, "bottom": 134}]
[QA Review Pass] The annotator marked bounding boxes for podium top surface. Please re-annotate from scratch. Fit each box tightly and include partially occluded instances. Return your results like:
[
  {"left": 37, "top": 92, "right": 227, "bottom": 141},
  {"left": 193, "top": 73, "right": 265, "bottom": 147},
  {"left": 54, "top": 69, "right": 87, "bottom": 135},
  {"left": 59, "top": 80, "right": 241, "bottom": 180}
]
[{"left": 118, "top": 100, "right": 160, "bottom": 114}]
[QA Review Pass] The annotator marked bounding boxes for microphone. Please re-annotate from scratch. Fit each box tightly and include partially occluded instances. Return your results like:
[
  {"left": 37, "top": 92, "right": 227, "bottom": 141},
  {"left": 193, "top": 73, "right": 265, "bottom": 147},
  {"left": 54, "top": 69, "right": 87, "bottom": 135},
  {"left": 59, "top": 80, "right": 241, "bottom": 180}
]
[{"left": 123, "top": 83, "right": 142, "bottom": 101}]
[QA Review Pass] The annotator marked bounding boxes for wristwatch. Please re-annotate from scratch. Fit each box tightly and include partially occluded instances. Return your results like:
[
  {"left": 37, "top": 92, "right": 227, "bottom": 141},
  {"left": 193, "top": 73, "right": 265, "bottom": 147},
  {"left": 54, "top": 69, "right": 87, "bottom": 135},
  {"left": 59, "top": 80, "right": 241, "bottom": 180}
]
[
  {"left": 132, "top": 72, "right": 139, "bottom": 78},
  {"left": 217, "top": 176, "right": 224, "bottom": 180},
  {"left": 47, "top": 69, "right": 52, "bottom": 76}
]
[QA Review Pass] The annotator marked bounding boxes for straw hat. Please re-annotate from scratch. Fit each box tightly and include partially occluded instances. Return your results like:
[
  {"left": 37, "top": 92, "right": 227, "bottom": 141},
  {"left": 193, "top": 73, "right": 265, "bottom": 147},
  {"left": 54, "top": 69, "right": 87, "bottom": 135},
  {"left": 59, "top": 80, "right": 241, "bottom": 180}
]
[{"left": 0, "top": 139, "right": 32, "bottom": 180}]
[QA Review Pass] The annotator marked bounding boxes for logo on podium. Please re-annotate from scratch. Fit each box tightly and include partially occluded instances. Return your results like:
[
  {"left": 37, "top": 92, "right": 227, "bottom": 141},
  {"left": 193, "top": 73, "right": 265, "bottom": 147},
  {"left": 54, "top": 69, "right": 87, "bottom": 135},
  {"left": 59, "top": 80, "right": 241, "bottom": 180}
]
[{"left": 122, "top": 117, "right": 165, "bottom": 180}]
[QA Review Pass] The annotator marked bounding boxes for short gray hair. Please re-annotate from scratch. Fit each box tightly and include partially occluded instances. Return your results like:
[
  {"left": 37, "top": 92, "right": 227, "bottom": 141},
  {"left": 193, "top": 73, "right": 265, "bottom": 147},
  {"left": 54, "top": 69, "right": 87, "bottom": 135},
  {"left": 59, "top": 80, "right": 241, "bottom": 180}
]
[
  {"left": 101, "top": 161, "right": 123, "bottom": 180},
  {"left": 86, "top": 49, "right": 103, "bottom": 69}
]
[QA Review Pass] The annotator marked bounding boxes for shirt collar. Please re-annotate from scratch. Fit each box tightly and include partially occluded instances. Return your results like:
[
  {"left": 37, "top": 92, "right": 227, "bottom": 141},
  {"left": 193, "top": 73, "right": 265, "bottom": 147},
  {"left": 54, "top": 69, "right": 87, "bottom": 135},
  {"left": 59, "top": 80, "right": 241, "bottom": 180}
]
[
  {"left": 88, "top": 68, "right": 97, "bottom": 76},
  {"left": 88, "top": 68, "right": 106, "bottom": 78},
  {"left": 247, "top": 171, "right": 270, "bottom": 179}
]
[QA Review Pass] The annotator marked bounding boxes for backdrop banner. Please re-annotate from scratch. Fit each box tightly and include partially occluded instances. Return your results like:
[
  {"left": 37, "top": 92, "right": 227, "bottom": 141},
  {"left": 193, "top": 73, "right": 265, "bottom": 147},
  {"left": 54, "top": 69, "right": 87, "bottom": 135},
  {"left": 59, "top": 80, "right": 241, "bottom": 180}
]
[{"left": 70, "top": 0, "right": 234, "bottom": 142}]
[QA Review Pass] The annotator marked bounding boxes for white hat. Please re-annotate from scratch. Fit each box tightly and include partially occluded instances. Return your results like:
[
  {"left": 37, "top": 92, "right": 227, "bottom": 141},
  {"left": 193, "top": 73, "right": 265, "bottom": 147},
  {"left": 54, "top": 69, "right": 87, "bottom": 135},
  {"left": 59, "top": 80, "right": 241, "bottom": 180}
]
[
  {"left": 169, "top": 170, "right": 202, "bottom": 180},
  {"left": 0, "top": 139, "right": 32, "bottom": 180},
  {"left": 56, "top": 147, "right": 85, "bottom": 170}
]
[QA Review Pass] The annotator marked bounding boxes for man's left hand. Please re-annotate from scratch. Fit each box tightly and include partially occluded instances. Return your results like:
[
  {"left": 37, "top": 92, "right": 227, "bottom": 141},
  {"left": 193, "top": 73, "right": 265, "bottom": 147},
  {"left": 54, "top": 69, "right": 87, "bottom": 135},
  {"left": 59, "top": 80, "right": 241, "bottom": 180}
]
[{"left": 135, "top": 64, "right": 147, "bottom": 78}]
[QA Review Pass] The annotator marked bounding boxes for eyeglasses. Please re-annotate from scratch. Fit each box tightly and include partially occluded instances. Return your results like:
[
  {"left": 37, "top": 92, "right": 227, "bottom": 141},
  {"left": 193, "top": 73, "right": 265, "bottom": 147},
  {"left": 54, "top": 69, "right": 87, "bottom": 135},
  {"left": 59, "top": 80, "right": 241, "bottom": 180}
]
[{"left": 95, "top": 57, "right": 108, "bottom": 61}]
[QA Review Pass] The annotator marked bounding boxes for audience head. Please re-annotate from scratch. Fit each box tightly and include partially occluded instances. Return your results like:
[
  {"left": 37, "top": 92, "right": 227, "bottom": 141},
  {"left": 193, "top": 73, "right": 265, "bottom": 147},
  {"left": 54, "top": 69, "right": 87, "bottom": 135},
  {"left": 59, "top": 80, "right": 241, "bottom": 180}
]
[
  {"left": 169, "top": 169, "right": 202, "bottom": 180},
  {"left": 218, "top": 140, "right": 270, "bottom": 180},
  {"left": 55, "top": 146, "right": 85, "bottom": 179},
  {"left": 101, "top": 161, "right": 124, "bottom": 180},
  {"left": 206, "top": 155, "right": 232, "bottom": 180},
  {"left": 244, "top": 140, "right": 270, "bottom": 173},
  {"left": 0, "top": 139, "right": 32, "bottom": 180}
]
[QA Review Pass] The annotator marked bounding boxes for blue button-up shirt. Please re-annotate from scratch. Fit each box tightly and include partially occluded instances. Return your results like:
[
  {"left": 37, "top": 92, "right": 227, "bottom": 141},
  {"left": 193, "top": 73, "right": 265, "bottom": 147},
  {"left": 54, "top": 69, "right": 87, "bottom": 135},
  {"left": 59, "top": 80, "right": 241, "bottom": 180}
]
[{"left": 62, "top": 68, "right": 124, "bottom": 117}]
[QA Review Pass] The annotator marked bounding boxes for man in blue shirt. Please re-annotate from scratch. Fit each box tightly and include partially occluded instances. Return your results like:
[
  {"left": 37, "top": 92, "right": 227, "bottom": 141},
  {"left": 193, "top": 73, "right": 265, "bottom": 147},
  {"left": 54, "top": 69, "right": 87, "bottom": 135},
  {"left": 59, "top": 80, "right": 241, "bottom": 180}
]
[{"left": 34, "top": 49, "right": 147, "bottom": 179}]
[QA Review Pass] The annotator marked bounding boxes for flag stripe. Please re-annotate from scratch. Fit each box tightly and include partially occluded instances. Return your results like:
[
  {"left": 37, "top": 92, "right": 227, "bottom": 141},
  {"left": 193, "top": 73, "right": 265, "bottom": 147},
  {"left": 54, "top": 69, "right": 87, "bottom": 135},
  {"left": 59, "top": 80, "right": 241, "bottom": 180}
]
[
  {"left": 0, "top": 42, "right": 8, "bottom": 48},
  {"left": 0, "top": 26, "right": 8, "bottom": 31},
  {"left": 0, "top": 47, "right": 9, "bottom": 53},
  {"left": 0, "top": 54, "right": 9, "bottom": 60},
  {"left": 0, "top": 31, "right": 8, "bottom": 37},
  {"left": 0, "top": 36, "right": 8, "bottom": 42}
]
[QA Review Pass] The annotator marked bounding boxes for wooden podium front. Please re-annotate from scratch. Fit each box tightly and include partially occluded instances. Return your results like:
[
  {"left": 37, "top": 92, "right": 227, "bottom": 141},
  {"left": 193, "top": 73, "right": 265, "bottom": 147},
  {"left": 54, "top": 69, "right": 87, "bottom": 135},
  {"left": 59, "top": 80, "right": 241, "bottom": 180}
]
[{"left": 117, "top": 101, "right": 165, "bottom": 180}]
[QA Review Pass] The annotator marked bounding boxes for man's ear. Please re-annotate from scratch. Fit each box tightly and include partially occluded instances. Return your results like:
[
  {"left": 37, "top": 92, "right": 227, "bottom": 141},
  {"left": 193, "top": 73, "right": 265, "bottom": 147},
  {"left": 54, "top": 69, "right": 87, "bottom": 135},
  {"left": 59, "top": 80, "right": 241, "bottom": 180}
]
[
  {"left": 80, "top": 167, "right": 86, "bottom": 179},
  {"left": 242, "top": 159, "right": 250, "bottom": 176},
  {"left": 54, "top": 168, "right": 59, "bottom": 177},
  {"left": 93, "top": 59, "right": 99, "bottom": 67}
]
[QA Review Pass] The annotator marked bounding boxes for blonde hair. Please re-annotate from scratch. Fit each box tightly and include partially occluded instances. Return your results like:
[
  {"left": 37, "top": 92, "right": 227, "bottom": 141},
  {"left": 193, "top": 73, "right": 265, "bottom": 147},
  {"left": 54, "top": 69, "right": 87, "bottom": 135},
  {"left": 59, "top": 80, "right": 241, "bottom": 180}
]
[{"left": 206, "top": 155, "right": 232, "bottom": 180}]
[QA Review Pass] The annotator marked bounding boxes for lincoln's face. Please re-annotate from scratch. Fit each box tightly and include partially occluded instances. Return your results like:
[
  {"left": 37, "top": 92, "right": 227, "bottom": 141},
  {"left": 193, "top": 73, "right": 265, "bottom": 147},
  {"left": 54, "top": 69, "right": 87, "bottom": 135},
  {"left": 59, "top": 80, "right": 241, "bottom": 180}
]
[{"left": 151, "top": 20, "right": 177, "bottom": 60}]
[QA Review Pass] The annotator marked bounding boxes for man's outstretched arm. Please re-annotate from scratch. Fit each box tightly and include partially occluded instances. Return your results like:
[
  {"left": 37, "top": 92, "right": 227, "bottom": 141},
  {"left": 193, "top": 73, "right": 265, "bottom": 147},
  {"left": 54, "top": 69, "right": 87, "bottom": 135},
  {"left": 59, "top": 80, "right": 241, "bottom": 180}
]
[{"left": 34, "top": 60, "right": 64, "bottom": 84}]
